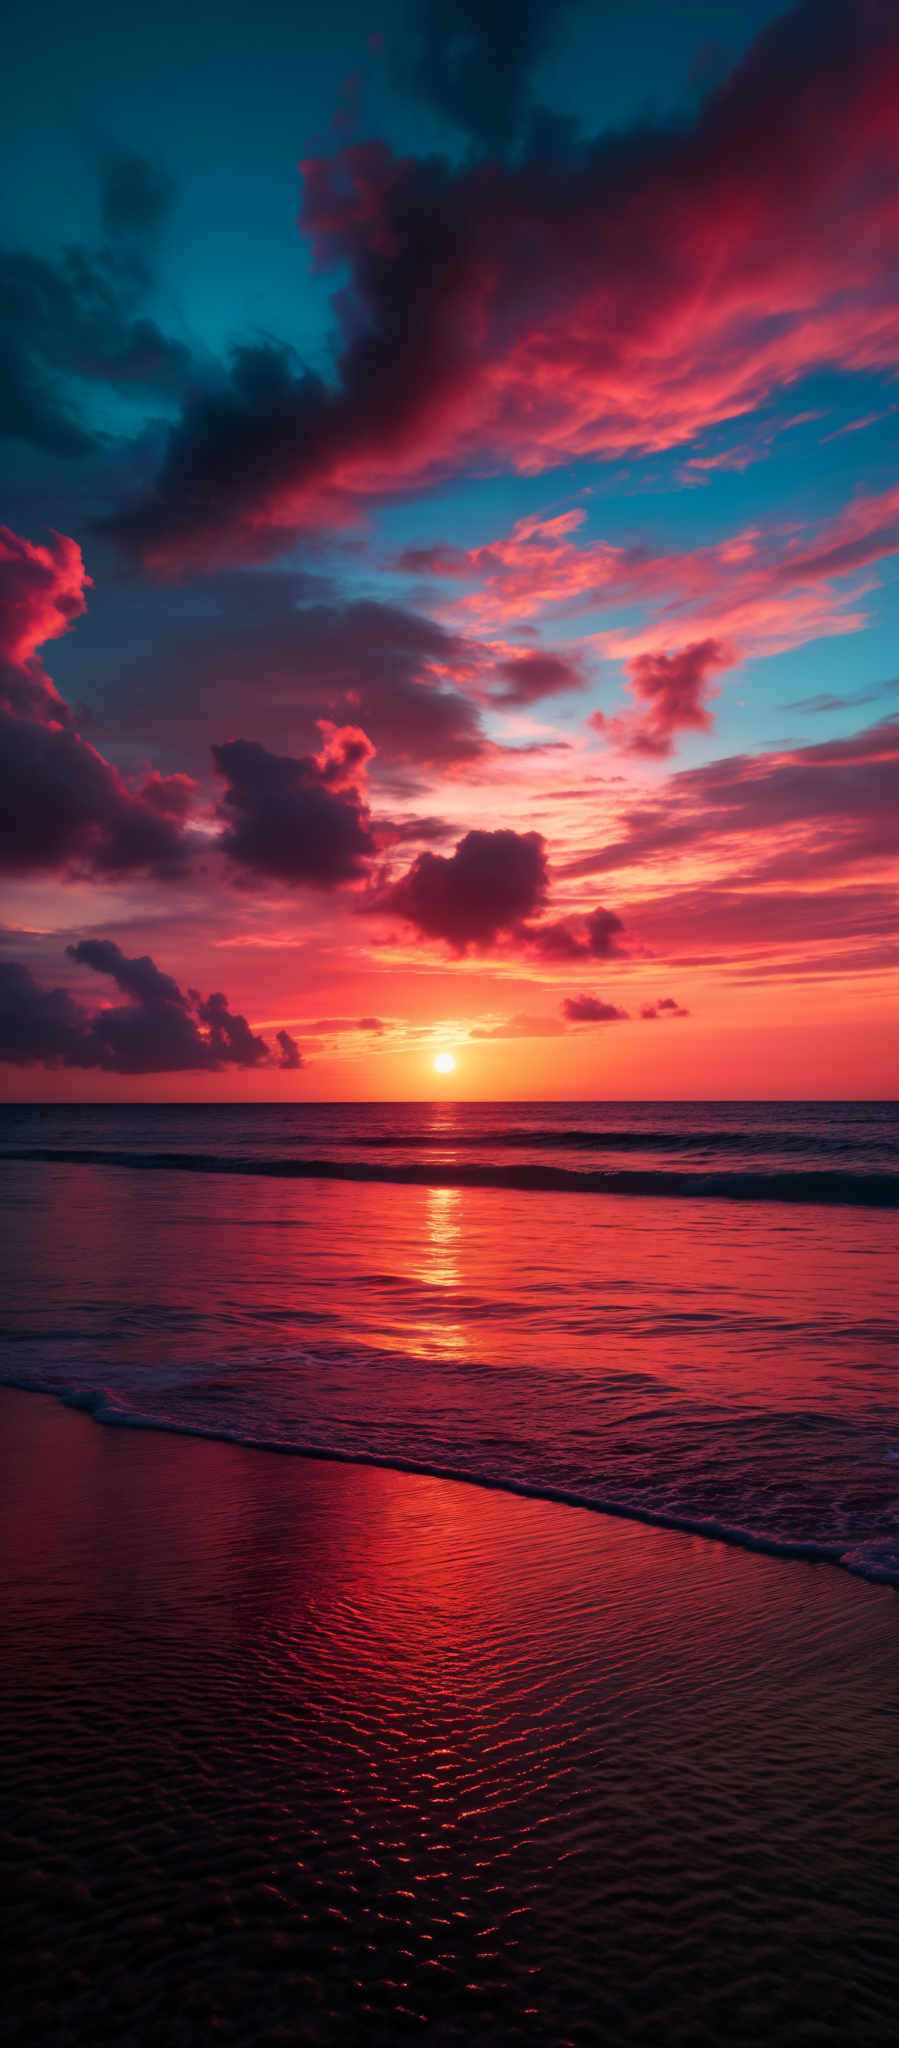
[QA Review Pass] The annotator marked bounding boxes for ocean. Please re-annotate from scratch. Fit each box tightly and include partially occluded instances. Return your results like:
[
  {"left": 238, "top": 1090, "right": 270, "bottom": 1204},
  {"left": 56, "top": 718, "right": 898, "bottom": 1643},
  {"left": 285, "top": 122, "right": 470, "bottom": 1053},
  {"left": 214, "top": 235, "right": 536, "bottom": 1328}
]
[{"left": 2, "top": 1099, "right": 897, "bottom": 1585}]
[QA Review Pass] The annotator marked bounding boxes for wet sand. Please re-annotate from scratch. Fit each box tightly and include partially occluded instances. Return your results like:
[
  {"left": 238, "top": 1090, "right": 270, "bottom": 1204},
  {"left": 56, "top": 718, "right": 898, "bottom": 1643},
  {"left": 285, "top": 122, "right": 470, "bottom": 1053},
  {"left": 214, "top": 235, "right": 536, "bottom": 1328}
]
[{"left": 3, "top": 1385, "right": 899, "bottom": 2046}]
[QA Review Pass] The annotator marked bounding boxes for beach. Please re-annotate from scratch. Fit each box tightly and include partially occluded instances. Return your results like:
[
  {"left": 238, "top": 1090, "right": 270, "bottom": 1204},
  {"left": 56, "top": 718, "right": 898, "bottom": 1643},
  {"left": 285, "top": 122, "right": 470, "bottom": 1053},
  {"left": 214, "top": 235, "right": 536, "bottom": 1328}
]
[
  {"left": 3, "top": 1384, "right": 899, "bottom": 2046},
  {"left": 5, "top": 0, "right": 899, "bottom": 2034}
]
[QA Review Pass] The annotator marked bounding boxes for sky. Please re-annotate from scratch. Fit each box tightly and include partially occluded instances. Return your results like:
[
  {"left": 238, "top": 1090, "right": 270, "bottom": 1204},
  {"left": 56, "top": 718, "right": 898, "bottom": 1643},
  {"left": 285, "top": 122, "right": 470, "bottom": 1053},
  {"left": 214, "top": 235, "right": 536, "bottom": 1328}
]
[{"left": 1, "top": 0, "right": 897, "bottom": 1100}]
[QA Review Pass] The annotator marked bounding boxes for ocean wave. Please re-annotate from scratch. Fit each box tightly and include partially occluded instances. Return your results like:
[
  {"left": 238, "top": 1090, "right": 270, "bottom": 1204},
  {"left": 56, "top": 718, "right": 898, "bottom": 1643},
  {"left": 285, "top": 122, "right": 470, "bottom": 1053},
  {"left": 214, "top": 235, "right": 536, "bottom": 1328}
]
[
  {"left": 2, "top": 1146, "right": 898, "bottom": 1207},
  {"left": 355, "top": 1125, "right": 899, "bottom": 1159},
  {"left": 5, "top": 1377, "right": 899, "bottom": 1589}
]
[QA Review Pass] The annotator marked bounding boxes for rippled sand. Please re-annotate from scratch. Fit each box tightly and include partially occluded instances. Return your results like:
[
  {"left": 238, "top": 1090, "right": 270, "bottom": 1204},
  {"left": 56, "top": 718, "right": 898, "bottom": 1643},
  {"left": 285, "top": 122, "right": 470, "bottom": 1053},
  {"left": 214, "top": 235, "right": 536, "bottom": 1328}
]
[{"left": 3, "top": 1388, "right": 899, "bottom": 2046}]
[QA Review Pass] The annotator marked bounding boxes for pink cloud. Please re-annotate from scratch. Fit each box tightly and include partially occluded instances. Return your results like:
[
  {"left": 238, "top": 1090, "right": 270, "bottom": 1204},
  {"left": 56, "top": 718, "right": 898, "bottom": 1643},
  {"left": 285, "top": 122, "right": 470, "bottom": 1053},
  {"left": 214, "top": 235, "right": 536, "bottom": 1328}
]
[
  {"left": 0, "top": 527, "right": 90, "bottom": 669},
  {"left": 423, "top": 482, "right": 899, "bottom": 663},
  {"left": 592, "top": 638, "right": 736, "bottom": 757},
  {"left": 564, "top": 713, "right": 899, "bottom": 885},
  {"left": 0, "top": 528, "right": 191, "bottom": 880}
]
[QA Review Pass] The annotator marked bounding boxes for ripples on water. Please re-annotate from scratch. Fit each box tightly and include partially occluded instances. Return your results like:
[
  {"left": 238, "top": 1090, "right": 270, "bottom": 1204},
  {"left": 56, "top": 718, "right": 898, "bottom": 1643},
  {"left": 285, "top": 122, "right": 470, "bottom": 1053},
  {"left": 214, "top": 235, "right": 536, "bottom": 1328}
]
[
  {"left": 3, "top": 1392, "right": 899, "bottom": 2047},
  {"left": 1, "top": 1102, "right": 897, "bottom": 1582}
]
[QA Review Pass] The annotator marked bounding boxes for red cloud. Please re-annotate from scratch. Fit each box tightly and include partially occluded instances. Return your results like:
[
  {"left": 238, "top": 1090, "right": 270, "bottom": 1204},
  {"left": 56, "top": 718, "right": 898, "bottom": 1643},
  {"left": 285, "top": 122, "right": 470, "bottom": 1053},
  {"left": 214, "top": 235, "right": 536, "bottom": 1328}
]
[
  {"left": 422, "top": 482, "right": 899, "bottom": 664},
  {"left": 0, "top": 528, "right": 191, "bottom": 879},
  {"left": 0, "top": 527, "right": 90, "bottom": 669},
  {"left": 593, "top": 639, "right": 736, "bottom": 757}
]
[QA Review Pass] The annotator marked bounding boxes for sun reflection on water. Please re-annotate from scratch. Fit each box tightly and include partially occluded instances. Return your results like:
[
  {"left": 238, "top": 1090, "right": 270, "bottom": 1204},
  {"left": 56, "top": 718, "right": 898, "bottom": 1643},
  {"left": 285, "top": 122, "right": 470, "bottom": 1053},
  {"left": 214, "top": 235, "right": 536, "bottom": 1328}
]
[{"left": 407, "top": 1184, "right": 468, "bottom": 1359}]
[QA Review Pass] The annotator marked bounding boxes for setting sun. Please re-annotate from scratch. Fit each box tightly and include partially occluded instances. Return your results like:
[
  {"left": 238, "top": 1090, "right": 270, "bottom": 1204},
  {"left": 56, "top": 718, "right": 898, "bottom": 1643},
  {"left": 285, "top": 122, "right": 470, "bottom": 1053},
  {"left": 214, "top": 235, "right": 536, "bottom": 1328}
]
[{"left": 433, "top": 1052, "right": 456, "bottom": 1075}]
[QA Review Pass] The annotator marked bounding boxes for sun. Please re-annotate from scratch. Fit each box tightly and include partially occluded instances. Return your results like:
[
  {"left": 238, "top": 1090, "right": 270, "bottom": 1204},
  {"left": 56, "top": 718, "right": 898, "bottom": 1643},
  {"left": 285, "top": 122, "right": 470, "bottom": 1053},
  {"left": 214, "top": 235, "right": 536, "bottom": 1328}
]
[{"left": 433, "top": 1052, "right": 456, "bottom": 1075}]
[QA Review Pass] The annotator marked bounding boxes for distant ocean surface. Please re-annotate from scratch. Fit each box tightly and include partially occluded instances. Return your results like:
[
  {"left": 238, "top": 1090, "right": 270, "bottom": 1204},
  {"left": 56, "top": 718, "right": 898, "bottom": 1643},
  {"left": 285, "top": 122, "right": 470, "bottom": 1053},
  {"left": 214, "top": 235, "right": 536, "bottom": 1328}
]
[{"left": 2, "top": 1101, "right": 898, "bottom": 1584}]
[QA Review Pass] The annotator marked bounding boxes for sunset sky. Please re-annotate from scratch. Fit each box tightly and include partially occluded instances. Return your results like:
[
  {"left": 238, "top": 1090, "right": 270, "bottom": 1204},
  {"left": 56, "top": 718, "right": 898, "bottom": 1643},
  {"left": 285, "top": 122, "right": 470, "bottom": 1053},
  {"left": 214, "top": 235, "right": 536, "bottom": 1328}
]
[{"left": 2, "top": 0, "right": 897, "bottom": 1099}]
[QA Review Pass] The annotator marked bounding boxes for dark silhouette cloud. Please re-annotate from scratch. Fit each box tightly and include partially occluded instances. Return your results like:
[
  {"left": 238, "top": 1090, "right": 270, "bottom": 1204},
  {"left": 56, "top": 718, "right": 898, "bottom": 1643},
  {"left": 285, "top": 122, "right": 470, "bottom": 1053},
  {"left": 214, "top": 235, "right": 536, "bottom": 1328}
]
[
  {"left": 524, "top": 917, "right": 591, "bottom": 960},
  {"left": 276, "top": 1027, "right": 304, "bottom": 1069},
  {"left": 212, "top": 727, "right": 377, "bottom": 887},
  {"left": 0, "top": 942, "right": 274, "bottom": 1072},
  {"left": 561, "top": 994, "right": 629, "bottom": 1021},
  {"left": 640, "top": 996, "right": 690, "bottom": 1018},
  {"left": 0, "top": 712, "right": 191, "bottom": 878},
  {"left": 194, "top": 988, "right": 273, "bottom": 1067},
  {"left": 383, "top": 827, "right": 548, "bottom": 950},
  {"left": 524, "top": 903, "right": 626, "bottom": 959},
  {"left": 585, "top": 905, "right": 626, "bottom": 957}
]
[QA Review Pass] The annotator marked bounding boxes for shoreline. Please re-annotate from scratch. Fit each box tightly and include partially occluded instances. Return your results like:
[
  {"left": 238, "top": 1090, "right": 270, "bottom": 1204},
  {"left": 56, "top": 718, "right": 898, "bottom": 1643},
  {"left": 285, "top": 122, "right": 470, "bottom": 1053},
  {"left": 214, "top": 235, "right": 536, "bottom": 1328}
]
[{"left": 5, "top": 1375, "right": 899, "bottom": 1589}]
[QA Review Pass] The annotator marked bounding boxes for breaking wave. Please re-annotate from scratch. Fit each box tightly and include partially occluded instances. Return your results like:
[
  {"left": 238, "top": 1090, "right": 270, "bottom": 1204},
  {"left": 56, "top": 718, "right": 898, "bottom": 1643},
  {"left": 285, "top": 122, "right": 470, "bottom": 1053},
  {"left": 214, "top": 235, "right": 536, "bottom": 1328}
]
[{"left": 2, "top": 1145, "right": 897, "bottom": 1208}]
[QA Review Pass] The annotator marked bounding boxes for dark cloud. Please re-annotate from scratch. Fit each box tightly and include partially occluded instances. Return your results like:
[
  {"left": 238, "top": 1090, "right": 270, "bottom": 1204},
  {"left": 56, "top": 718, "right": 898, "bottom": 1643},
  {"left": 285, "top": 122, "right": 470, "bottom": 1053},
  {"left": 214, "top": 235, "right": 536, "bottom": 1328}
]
[
  {"left": 195, "top": 988, "right": 273, "bottom": 1067},
  {"left": 640, "top": 996, "right": 689, "bottom": 1018},
  {"left": 0, "top": 706, "right": 190, "bottom": 879},
  {"left": 524, "top": 903, "right": 626, "bottom": 959},
  {"left": 561, "top": 994, "right": 630, "bottom": 1021},
  {"left": 100, "top": 4, "right": 899, "bottom": 570},
  {"left": 0, "top": 942, "right": 273, "bottom": 1073},
  {"left": 85, "top": 579, "right": 488, "bottom": 774},
  {"left": 523, "top": 917, "right": 591, "bottom": 960},
  {"left": 276, "top": 1027, "right": 304, "bottom": 1070},
  {"left": 585, "top": 905, "right": 626, "bottom": 957},
  {"left": 491, "top": 648, "right": 582, "bottom": 706},
  {"left": 403, "top": 0, "right": 576, "bottom": 150},
  {"left": 382, "top": 827, "right": 548, "bottom": 951},
  {"left": 212, "top": 728, "right": 377, "bottom": 887}
]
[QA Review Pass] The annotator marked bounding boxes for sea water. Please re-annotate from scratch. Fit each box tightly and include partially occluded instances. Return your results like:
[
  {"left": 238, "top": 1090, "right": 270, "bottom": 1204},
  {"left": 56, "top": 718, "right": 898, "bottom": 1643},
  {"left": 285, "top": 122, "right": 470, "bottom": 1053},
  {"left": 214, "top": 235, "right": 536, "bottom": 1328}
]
[{"left": 1, "top": 1100, "right": 897, "bottom": 1583}]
